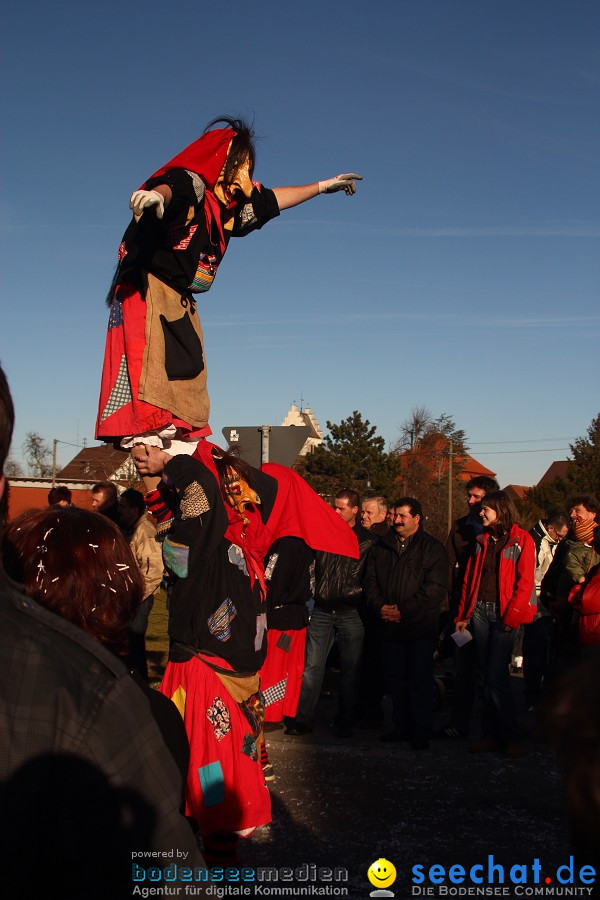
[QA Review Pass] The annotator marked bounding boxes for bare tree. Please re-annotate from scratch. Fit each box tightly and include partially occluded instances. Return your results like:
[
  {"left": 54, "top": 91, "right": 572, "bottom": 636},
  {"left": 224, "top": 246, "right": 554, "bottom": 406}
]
[
  {"left": 391, "top": 410, "right": 469, "bottom": 541},
  {"left": 393, "top": 406, "right": 433, "bottom": 453},
  {"left": 23, "top": 432, "right": 52, "bottom": 477},
  {"left": 4, "top": 456, "right": 24, "bottom": 477}
]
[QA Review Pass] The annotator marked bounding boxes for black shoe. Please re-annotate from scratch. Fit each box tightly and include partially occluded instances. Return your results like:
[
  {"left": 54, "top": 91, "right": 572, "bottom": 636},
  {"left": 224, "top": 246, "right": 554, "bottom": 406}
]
[
  {"left": 411, "top": 738, "right": 430, "bottom": 751},
  {"left": 284, "top": 722, "right": 313, "bottom": 736},
  {"left": 379, "top": 731, "right": 408, "bottom": 743}
]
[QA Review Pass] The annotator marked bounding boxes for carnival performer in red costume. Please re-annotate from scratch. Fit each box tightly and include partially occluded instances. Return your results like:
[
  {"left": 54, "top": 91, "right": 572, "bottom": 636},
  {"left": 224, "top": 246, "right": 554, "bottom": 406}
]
[
  {"left": 96, "top": 116, "right": 361, "bottom": 455},
  {"left": 133, "top": 441, "right": 358, "bottom": 863}
]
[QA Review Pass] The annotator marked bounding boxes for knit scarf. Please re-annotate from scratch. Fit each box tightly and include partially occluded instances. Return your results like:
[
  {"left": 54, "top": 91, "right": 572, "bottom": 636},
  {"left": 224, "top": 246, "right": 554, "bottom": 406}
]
[{"left": 574, "top": 518, "right": 597, "bottom": 544}]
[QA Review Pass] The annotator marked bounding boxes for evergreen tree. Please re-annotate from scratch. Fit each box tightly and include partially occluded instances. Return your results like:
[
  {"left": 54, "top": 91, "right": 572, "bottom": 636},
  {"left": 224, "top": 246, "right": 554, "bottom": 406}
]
[
  {"left": 570, "top": 413, "right": 600, "bottom": 495},
  {"left": 298, "top": 411, "right": 400, "bottom": 502},
  {"left": 520, "top": 412, "right": 600, "bottom": 524}
]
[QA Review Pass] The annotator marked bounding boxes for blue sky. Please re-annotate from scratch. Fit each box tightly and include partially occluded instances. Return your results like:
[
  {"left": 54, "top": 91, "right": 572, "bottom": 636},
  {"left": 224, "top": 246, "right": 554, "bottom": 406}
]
[{"left": 1, "top": 0, "right": 598, "bottom": 488}]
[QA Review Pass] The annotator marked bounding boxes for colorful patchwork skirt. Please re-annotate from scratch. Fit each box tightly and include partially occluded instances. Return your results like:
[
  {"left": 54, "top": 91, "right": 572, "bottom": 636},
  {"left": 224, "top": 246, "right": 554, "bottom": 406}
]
[
  {"left": 260, "top": 628, "right": 307, "bottom": 722},
  {"left": 160, "top": 653, "right": 271, "bottom": 836},
  {"left": 96, "top": 275, "right": 211, "bottom": 441}
]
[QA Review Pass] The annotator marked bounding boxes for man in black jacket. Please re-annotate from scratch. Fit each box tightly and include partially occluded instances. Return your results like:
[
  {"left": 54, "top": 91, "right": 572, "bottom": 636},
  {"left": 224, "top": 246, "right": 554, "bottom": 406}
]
[
  {"left": 364, "top": 497, "right": 448, "bottom": 750},
  {"left": 286, "top": 489, "right": 376, "bottom": 738}
]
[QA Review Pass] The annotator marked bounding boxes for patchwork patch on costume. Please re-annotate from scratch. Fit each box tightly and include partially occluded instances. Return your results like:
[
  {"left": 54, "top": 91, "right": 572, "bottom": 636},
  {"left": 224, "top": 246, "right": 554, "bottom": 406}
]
[
  {"left": 162, "top": 537, "right": 189, "bottom": 578},
  {"left": 108, "top": 298, "right": 123, "bottom": 329},
  {"left": 239, "top": 203, "right": 257, "bottom": 229},
  {"left": 198, "top": 761, "right": 225, "bottom": 807},
  {"left": 254, "top": 612, "right": 267, "bottom": 652},
  {"left": 170, "top": 685, "right": 186, "bottom": 718},
  {"left": 228, "top": 544, "right": 248, "bottom": 576},
  {"left": 206, "top": 697, "right": 231, "bottom": 741},
  {"left": 185, "top": 169, "right": 206, "bottom": 203},
  {"left": 241, "top": 734, "right": 258, "bottom": 761},
  {"left": 180, "top": 480, "right": 210, "bottom": 519},
  {"left": 207, "top": 597, "right": 237, "bottom": 641},
  {"left": 263, "top": 679, "right": 287, "bottom": 707},
  {"left": 100, "top": 354, "right": 132, "bottom": 421},
  {"left": 276, "top": 633, "right": 292, "bottom": 653},
  {"left": 172, "top": 224, "right": 198, "bottom": 251},
  {"left": 264, "top": 552, "right": 279, "bottom": 581},
  {"left": 239, "top": 691, "right": 264, "bottom": 738}
]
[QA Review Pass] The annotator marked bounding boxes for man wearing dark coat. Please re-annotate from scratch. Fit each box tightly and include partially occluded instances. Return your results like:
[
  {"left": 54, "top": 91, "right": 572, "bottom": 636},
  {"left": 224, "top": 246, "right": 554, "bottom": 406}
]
[{"left": 364, "top": 497, "right": 448, "bottom": 750}]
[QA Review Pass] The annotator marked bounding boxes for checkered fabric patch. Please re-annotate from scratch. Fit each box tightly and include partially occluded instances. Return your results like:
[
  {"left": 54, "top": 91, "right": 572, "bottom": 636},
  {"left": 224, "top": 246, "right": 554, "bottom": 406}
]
[
  {"left": 181, "top": 481, "right": 211, "bottom": 519},
  {"left": 262, "top": 679, "right": 287, "bottom": 708},
  {"left": 100, "top": 354, "right": 132, "bottom": 422}
]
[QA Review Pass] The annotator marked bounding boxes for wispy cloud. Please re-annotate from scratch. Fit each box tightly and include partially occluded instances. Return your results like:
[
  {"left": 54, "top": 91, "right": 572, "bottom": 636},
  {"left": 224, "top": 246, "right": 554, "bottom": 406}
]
[
  {"left": 205, "top": 309, "right": 600, "bottom": 331},
  {"left": 276, "top": 219, "right": 600, "bottom": 238},
  {"left": 366, "top": 54, "right": 582, "bottom": 107},
  {"left": 377, "top": 224, "right": 600, "bottom": 238},
  {"left": 576, "top": 67, "right": 600, "bottom": 85}
]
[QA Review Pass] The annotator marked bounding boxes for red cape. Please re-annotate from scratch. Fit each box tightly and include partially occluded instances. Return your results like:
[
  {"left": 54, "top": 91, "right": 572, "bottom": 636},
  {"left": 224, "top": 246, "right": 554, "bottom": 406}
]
[
  {"left": 262, "top": 462, "right": 359, "bottom": 560},
  {"left": 146, "top": 128, "right": 235, "bottom": 189},
  {"left": 143, "top": 128, "right": 235, "bottom": 256},
  {"left": 191, "top": 443, "right": 359, "bottom": 594}
]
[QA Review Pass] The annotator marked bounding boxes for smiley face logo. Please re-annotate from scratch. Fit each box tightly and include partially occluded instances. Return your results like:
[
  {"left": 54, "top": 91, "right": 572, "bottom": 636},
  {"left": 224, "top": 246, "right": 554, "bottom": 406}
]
[{"left": 368, "top": 858, "right": 397, "bottom": 889}]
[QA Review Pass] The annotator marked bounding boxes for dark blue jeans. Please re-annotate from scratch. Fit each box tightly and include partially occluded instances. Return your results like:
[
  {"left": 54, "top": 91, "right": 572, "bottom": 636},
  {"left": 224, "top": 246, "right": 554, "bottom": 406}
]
[
  {"left": 472, "top": 602, "right": 519, "bottom": 742},
  {"left": 296, "top": 607, "right": 364, "bottom": 728},
  {"left": 382, "top": 638, "right": 435, "bottom": 740},
  {"left": 126, "top": 594, "right": 155, "bottom": 682},
  {"left": 522, "top": 615, "right": 553, "bottom": 707}
]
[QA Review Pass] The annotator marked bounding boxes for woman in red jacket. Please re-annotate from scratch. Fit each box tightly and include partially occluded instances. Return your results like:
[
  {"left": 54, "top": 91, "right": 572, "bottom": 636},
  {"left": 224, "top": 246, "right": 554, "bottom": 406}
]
[
  {"left": 568, "top": 561, "right": 600, "bottom": 646},
  {"left": 456, "top": 491, "right": 536, "bottom": 757}
]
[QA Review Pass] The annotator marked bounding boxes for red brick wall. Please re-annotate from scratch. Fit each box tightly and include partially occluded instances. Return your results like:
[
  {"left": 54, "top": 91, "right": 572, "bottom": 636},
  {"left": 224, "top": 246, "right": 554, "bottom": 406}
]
[{"left": 6, "top": 486, "right": 94, "bottom": 521}]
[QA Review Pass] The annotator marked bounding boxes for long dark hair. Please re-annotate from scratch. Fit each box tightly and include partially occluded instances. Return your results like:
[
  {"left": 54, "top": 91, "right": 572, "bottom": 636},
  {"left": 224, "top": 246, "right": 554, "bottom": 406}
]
[
  {"left": 211, "top": 446, "right": 254, "bottom": 494},
  {"left": 204, "top": 115, "right": 257, "bottom": 182},
  {"left": 2, "top": 507, "right": 144, "bottom": 655}
]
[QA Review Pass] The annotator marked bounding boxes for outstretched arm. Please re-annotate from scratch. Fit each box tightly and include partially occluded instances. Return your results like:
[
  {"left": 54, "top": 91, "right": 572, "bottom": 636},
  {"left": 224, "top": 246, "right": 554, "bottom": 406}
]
[{"left": 273, "top": 173, "right": 362, "bottom": 211}]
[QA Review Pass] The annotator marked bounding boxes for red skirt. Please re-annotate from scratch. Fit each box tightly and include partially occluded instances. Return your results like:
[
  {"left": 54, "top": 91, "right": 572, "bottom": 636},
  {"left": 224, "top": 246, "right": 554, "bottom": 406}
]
[
  {"left": 96, "top": 280, "right": 210, "bottom": 441},
  {"left": 160, "top": 654, "right": 271, "bottom": 836},
  {"left": 260, "top": 628, "right": 307, "bottom": 722}
]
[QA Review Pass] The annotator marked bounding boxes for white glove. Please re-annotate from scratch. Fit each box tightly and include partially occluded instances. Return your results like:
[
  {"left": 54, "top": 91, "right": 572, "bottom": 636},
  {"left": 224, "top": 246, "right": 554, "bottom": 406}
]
[
  {"left": 318, "top": 173, "right": 362, "bottom": 195},
  {"left": 129, "top": 189, "right": 165, "bottom": 220}
]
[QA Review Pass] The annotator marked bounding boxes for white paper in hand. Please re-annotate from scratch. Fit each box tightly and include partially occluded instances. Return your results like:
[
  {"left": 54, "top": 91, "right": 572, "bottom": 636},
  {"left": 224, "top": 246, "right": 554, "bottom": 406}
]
[{"left": 451, "top": 629, "right": 473, "bottom": 647}]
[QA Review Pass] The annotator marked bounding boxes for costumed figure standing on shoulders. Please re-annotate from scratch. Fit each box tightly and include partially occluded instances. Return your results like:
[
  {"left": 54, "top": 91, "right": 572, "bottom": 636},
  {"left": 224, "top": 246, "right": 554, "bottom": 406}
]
[
  {"left": 133, "top": 441, "right": 359, "bottom": 864},
  {"left": 96, "top": 116, "right": 362, "bottom": 462}
]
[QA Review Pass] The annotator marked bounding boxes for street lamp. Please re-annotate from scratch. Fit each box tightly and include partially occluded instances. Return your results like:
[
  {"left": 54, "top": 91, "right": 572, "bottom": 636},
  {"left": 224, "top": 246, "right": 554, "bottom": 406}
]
[{"left": 354, "top": 466, "right": 371, "bottom": 489}]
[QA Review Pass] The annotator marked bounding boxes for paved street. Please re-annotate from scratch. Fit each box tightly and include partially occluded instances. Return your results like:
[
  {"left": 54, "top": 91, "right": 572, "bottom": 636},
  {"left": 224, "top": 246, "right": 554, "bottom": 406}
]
[
  {"left": 241, "top": 689, "right": 571, "bottom": 899},
  {"left": 148, "top": 601, "right": 580, "bottom": 899}
]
